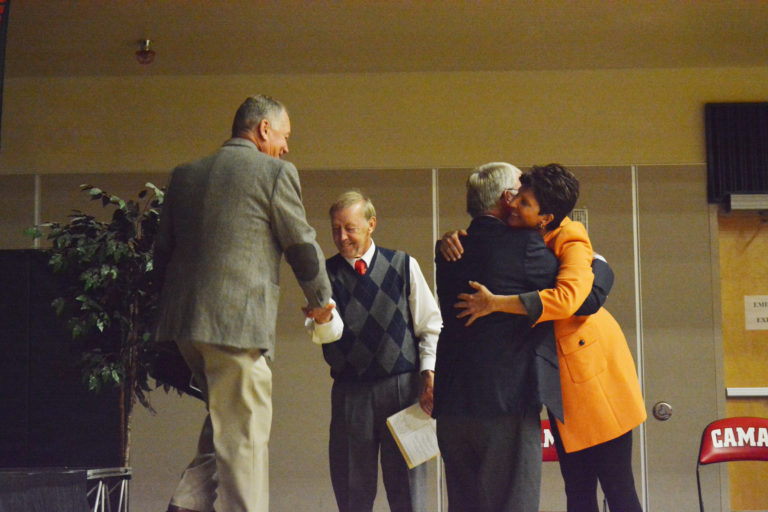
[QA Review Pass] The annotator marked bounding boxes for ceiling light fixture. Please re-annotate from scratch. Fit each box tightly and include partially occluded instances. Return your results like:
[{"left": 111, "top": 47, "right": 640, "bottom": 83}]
[{"left": 136, "top": 39, "right": 156, "bottom": 65}]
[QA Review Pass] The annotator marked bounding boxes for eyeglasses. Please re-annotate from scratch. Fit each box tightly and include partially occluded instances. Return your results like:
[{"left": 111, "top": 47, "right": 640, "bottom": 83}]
[
  {"left": 503, "top": 188, "right": 519, "bottom": 199},
  {"left": 501, "top": 188, "right": 518, "bottom": 206}
]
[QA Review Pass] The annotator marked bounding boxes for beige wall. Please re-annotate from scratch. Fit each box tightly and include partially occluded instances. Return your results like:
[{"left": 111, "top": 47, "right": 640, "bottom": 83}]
[{"left": 3, "top": 67, "right": 768, "bottom": 174}]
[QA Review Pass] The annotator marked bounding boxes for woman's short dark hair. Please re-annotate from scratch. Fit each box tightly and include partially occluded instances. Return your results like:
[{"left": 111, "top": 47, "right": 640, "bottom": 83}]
[{"left": 520, "top": 164, "right": 579, "bottom": 231}]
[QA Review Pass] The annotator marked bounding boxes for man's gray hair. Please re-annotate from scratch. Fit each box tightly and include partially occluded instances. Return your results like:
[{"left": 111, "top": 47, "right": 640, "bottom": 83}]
[
  {"left": 329, "top": 190, "right": 376, "bottom": 220},
  {"left": 231, "top": 95, "right": 286, "bottom": 138},
  {"left": 465, "top": 162, "right": 522, "bottom": 218}
]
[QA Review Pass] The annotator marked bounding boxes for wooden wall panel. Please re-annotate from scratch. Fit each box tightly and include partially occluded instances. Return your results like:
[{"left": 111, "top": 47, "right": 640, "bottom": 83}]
[{"left": 719, "top": 211, "right": 768, "bottom": 510}]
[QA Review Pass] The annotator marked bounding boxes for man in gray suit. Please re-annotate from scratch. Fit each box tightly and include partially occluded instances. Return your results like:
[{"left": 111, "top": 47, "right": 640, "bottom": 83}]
[{"left": 154, "top": 95, "right": 335, "bottom": 512}]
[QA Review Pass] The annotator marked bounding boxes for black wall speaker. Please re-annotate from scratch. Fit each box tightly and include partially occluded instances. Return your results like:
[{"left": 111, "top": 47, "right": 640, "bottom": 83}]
[{"left": 705, "top": 102, "right": 768, "bottom": 204}]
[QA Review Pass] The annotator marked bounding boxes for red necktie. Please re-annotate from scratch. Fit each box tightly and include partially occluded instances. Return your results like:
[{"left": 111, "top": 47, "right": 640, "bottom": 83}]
[{"left": 354, "top": 258, "right": 367, "bottom": 275}]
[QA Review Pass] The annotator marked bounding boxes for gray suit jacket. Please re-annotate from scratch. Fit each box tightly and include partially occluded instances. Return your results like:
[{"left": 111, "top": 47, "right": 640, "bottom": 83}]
[{"left": 153, "top": 138, "right": 332, "bottom": 357}]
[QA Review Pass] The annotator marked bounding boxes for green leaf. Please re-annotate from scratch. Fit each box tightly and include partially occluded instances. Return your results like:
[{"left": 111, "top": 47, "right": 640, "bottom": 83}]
[
  {"left": 24, "top": 227, "right": 43, "bottom": 239},
  {"left": 146, "top": 182, "right": 164, "bottom": 201},
  {"left": 52, "top": 297, "right": 65, "bottom": 316},
  {"left": 49, "top": 253, "right": 64, "bottom": 273}
]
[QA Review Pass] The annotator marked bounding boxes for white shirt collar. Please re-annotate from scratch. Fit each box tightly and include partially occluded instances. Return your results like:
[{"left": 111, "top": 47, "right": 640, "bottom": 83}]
[{"left": 343, "top": 240, "right": 376, "bottom": 268}]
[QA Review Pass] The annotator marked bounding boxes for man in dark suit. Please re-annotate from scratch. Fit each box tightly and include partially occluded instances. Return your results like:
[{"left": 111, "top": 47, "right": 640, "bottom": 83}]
[
  {"left": 154, "top": 95, "right": 335, "bottom": 512},
  {"left": 433, "top": 162, "right": 561, "bottom": 512}
]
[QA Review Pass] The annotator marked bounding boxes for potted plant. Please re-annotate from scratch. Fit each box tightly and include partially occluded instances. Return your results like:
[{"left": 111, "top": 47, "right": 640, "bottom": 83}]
[{"left": 28, "top": 183, "right": 195, "bottom": 467}]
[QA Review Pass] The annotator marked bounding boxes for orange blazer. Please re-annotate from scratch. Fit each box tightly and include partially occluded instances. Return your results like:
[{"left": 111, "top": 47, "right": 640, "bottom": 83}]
[{"left": 537, "top": 218, "right": 646, "bottom": 453}]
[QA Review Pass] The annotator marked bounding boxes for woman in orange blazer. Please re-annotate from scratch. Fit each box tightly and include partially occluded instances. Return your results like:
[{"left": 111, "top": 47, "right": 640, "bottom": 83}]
[{"left": 443, "top": 164, "right": 646, "bottom": 512}]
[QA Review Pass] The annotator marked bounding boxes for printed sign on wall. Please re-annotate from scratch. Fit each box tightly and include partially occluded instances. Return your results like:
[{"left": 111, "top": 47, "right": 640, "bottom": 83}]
[{"left": 745, "top": 295, "right": 768, "bottom": 330}]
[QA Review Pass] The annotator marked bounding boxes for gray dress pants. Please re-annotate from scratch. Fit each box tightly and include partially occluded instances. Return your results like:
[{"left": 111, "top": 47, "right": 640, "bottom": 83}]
[
  {"left": 329, "top": 371, "right": 427, "bottom": 512},
  {"left": 436, "top": 407, "right": 542, "bottom": 512}
]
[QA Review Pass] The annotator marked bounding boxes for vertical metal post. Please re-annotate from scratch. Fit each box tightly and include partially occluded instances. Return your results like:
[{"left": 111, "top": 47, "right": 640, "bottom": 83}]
[
  {"left": 631, "top": 165, "right": 649, "bottom": 512},
  {"left": 33, "top": 174, "right": 41, "bottom": 248},
  {"left": 431, "top": 167, "right": 445, "bottom": 512}
]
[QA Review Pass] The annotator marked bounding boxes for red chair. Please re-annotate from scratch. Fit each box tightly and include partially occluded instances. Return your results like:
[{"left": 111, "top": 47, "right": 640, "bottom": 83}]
[
  {"left": 696, "top": 417, "right": 768, "bottom": 512},
  {"left": 541, "top": 419, "right": 558, "bottom": 461}
]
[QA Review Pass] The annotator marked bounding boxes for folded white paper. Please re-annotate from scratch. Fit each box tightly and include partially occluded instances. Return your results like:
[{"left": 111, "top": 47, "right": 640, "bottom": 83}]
[{"left": 386, "top": 403, "right": 440, "bottom": 469}]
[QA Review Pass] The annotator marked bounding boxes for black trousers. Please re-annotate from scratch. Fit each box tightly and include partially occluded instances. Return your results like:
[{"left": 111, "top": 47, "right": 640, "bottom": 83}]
[{"left": 549, "top": 415, "right": 642, "bottom": 512}]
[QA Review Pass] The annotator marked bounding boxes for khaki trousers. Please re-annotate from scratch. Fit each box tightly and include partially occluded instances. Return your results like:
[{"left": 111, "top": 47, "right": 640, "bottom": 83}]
[{"left": 170, "top": 340, "right": 272, "bottom": 512}]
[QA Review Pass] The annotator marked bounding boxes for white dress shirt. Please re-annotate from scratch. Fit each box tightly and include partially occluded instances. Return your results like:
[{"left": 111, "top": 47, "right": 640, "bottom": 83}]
[{"left": 306, "top": 241, "right": 442, "bottom": 372}]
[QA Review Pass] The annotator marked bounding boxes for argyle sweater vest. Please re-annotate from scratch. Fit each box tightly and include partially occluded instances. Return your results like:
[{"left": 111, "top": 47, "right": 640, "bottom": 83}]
[{"left": 323, "top": 247, "right": 419, "bottom": 382}]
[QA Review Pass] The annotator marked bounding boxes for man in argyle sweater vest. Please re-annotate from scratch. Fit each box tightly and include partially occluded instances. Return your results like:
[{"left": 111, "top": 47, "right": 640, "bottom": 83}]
[{"left": 306, "top": 191, "right": 442, "bottom": 512}]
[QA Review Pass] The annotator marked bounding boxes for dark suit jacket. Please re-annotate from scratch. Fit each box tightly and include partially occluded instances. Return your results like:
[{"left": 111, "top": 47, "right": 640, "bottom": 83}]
[
  {"left": 433, "top": 215, "right": 561, "bottom": 419},
  {"left": 574, "top": 257, "right": 613, "bottom": 316}
]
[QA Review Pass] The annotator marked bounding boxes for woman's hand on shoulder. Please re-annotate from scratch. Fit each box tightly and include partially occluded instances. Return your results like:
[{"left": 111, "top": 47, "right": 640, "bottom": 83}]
[{"left": 438, "top": 229, "right": 467, "bottom": 261}]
